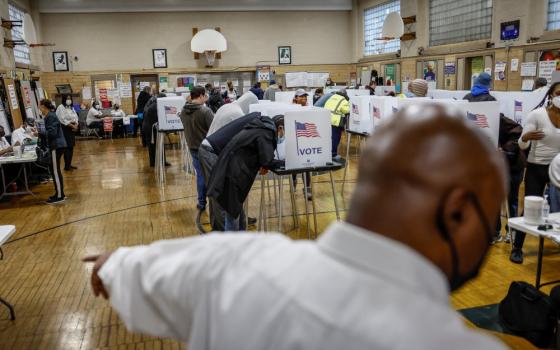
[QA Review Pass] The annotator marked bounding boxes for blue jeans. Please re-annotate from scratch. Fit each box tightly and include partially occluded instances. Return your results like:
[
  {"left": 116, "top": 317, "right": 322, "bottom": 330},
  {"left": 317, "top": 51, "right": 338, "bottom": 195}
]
[
  {"left": 190, "top": 150, "right": 207, "bottom": 209},
  {"left": 332, "top": 126, "right": 343, "bottom": 157},
  {"left": 549, "top": 185, "right": 560, "bottom": 213},
  {"left": 224, "top": 210, "right": 246, "bottom": 231}
]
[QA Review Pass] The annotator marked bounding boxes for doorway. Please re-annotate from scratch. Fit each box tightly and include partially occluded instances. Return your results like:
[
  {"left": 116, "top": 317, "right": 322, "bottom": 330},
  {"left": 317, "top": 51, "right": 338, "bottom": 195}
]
[{"left": 130, "top": 74, "right": 158, "bottom": 113}]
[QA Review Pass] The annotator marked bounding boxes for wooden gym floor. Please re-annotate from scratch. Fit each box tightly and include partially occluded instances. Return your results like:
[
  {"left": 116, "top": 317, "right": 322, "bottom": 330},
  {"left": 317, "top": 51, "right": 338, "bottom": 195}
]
[{"left": 0, "top": 136, "right": 556, "bottom": 350}]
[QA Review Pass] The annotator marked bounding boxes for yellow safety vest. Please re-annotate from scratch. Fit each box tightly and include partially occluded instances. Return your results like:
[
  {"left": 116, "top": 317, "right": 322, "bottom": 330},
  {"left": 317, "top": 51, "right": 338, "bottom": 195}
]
[{"left": 324, "top": 94, "right": 350, "bottom": 127}]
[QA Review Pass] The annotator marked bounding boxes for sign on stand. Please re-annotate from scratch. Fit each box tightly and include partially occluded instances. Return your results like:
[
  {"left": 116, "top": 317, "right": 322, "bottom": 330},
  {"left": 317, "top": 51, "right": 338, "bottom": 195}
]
[
  {"left": 157, "top": 96, "right": 185, "bottom": 131},
  {"left": 284, "top": 109, "right": 331, "bottom": 170},
  {"left": 348, "top": 96, "right": 373, "bottom": 134}
]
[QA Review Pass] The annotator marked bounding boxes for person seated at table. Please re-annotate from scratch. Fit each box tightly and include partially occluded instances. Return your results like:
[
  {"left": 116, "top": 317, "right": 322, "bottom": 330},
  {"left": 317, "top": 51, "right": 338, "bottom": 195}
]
[
  {"left": 111, "top": 104, "right": 126, "bottom": 138},
  {"left": 83, "top": 105, "right": 507, "bottom": 350},
  {"left": 86, "top": 101, "right": 104, "bottom": 138},
  {"left": 0, "top": 126, "right": 12, "bottom": 156},
  {"left": 11, "top": 117, "right": 37, "bottom": 146},
  {"left": 207, "top": 114, "right": 278, "bottom": 231}
]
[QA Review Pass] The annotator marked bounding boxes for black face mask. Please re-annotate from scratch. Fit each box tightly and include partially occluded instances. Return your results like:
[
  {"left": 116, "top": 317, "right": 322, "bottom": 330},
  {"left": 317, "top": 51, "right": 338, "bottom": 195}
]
[{"left": 436, "top": 192, "right": 493, "bottom": 291}]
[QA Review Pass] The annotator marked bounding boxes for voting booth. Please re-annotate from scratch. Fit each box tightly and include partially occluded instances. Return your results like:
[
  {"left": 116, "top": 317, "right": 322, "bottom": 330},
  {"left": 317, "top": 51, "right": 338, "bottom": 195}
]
[
  {"left": 284, "top": 109, "right": 332, "bottom": 170},
  {"left": 370, "top": 96, "right": 399, "bottom": 131},
  {"left": 348, "top": 96, "right": 373, "bottom": 134},
  {"left": 249, "top": 102, "right": 303, "bottom": 117},
  {"left": 274, "top": 91, "right": 314, "bottom": 106},
  {"left": 157, "top": 96, "right": 185, "bottom": 131}
]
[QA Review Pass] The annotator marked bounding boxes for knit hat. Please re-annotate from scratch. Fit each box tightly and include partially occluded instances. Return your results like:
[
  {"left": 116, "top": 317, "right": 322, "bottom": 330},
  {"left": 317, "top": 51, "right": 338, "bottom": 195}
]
[
  {"left": 408, "top": 79, "right": 428, "bottom": 97},
  {"left": 475, "top": 72, "right": 492, "bottom": 88}
]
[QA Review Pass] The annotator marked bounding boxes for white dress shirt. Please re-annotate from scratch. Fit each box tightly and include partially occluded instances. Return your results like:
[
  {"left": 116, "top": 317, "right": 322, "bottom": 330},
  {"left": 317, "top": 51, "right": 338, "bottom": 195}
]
[
  {"left": 99, "top": 222, "right": 506, "bottom": 350},
  {"left": 11, "top": 127, "right": 31, "bottom": 146},
  {"left": 86, "top": 107, "right": 103, "bottom": 126},
  {"left": 56, "top": 104, "right": 78, "bottom": 126}
]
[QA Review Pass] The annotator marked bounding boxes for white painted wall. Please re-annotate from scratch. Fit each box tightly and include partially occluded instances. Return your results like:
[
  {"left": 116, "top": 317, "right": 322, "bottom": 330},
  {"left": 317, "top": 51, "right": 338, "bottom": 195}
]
[{"left": 39, "top": 11, "right": 353, "bottom": 72}]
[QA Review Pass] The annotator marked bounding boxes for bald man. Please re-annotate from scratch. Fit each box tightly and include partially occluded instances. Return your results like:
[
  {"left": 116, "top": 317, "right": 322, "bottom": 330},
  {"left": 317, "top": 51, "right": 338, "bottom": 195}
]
[{"left": 84, "top": 105, "right": 507, "bottom": 350}]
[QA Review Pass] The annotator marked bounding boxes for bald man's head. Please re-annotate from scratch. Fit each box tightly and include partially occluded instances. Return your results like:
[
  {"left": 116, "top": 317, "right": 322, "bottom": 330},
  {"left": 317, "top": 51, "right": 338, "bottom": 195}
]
[{"left": 347, "top": 104, "right": 506, "bottom": 291}]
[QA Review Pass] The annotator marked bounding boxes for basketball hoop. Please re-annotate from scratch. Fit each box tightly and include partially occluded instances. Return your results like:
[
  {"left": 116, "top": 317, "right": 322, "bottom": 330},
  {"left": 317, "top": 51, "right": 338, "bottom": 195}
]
[
  {"left": 191, "top": 29, "right": 227, "bottom": 67},
  {"left": 204, "top": 50, "right": 217, "bottom": 67}
]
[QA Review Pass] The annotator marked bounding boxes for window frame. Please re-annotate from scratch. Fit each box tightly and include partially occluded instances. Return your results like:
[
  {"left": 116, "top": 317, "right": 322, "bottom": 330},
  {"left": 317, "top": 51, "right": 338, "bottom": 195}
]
[
  {"left": 363, "top": 0, "right": 401, "bottom": 57},
  {"left": 8, "top": 3, "right": 30, "bottom": 65}
]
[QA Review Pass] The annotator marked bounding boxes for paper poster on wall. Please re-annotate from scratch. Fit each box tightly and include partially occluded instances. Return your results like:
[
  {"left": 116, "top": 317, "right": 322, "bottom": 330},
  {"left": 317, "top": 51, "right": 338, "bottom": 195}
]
[
  {"left": 484, "top": 67, "right": 492, "bottom": 75},
  {"left": 159, "top": 76, "right": 168, "bottom": 91},
  {"left": 284, "top": 109, "right": 332, "bottom": 170},
  {"left": 522, "top": 79, "right": 535, "bottom": 91},
  {"left": 444, "top": 62, "right": 456, "bottom": 75},
  {"left": 521, "top": 62, "right": 537, "bottom": 77},
  {"left": 511, "top": 59, "right": 519, "bottom": 72},
  {"left": 157, "top": 96, "right": 184, "bottom": 131},
  {"left": 494, "top": 62, "right": 506, "bottom": 81},
  {"left": 118, "top": 82, "right": 132, "bottom": 98},
  {"left": 7, "top": 84, "right": 18, "bottom": 110},
  {"left": 423, "top": 61, "right": 436, "bottom": 81},
  {"left": 286, "top": 72, "right": 308, "bottom": 87},
  {"left": 539, "top": 60, "right": 557, "bottom": 83},
  {"left": 176, "top": 75, "right": 196, "bottom": 89},
  {"left": 25, "top": 106, "right": 33, "bottom": 120},
  {"left": 82, "top": 87, "right": 92, "bottom": 100}
]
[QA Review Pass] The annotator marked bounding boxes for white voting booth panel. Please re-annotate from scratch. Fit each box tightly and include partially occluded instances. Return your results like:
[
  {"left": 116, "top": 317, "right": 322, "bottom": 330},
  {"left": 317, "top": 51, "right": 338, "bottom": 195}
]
[
  {"left": 349, "top": 96, "right": 374, "bottom": 134},
  {"left": 346, "top": 89, "right": 370, "bottom": 97},
  {"left": 374, "top": 86, "right": 396, "bottom": 96},
  {"left": 249, "top": 102, "right": 303, "bottom": 117},
  {"left": 157, "top": 97, "right": 185, "bottom": 131},
  {"left": 284, "top": 109, "right": 331, "bottom": 170},
  {"left": 370, "top": 96, "right": 399, "bottom": 131}
]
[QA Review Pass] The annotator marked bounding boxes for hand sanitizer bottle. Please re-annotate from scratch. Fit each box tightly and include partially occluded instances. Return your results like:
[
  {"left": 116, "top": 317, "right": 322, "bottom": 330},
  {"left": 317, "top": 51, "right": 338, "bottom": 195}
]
[{"left": 543, "top": 195, "right": 550, "bottom": 222}]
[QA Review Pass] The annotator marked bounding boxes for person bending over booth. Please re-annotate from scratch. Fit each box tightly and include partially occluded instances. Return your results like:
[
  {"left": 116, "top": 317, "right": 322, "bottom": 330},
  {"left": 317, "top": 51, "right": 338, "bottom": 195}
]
[
  {"left": 83, "top": 104, "right": 507, "bottom": 350},
  {"left": 180, "top": 86, "right": 214, "bottom": 211},
  {"left": 324, "top": 89, "right": 350, "bottom": 159}
]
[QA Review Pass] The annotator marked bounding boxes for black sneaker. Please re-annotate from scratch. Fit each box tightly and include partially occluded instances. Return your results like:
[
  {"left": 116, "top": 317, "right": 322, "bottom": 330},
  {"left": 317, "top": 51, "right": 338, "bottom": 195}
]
[
  {"left": 46, "top": 196, "right": 65, "bottom": 205},
  {"left": 509, "top": 248, "right": 523, "bottom": 264},
  {"left": 248, "top": 217, "right": 257, "bottom": 226}
]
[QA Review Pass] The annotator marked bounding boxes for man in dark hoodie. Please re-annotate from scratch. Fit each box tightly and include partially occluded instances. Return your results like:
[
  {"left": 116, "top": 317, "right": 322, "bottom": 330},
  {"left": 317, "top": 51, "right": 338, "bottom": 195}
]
[
  {"left": 463, "top": 72, "right": 496, "bottom": 102},
  {"left": 142, "top": 93, "right": 170, "bottom": 168},
  {"left": 180, "top": 86, "right": 214, "bottom": 211},
  {"left": 250, "top": 83, "right": 264, "bottom": 100}
]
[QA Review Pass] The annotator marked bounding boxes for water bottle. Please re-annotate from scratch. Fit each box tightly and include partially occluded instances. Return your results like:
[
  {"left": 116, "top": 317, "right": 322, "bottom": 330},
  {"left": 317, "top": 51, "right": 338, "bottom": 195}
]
[{"left": 543, "top": 195, "right": 550, "bottom": 222}]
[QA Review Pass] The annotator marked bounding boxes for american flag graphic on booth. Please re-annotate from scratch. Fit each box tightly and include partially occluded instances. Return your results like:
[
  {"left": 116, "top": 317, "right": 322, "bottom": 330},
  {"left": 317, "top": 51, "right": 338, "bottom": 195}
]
[
  {"left": 295, "top": 121, "right": 320, "bottom": 138},
  {"left": 392, "top": 106, "right": 399, "bottom": 114},
  {"left": 467, "top": 112, "right": 489, "bottom": 128},
  {"left": 514, "top": 100, "right": 523, "bottom": 112},
  {"left": 165, "top": 105, "right": 177, "bottom": 115},
  {"left": 352, "top": 103, "right": 359, "bottom": 115},
  {"left": 372, "top": 106, "right": 381, "bottom": 119}
]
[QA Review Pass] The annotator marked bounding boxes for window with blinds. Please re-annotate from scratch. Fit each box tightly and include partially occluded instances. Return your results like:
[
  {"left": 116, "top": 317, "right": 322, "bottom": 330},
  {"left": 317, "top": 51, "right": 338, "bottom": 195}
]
[
  {"left": 363, "top": 0, "right": 400, "bottom": 56},
  {"left": 548, "top": 0, "right": 560, "bottom": 30},
  {"left": 429, "top": 0, "right": 493, "bottom": 47},
  {"left": 8, "top": 3, "right": 30, "bottom": 65}
]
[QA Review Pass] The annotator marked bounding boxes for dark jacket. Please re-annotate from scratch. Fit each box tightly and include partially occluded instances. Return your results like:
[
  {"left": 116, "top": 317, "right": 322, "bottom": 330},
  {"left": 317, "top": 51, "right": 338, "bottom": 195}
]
[
  {"left": 462, "top": 92, "right": 497, "bottom": 102},
  {"left": 499, "top": 114, "right": 526, "bottom": 172},
  {"left": 179, "top": 103, "right": 214, "bottom": 151},
  {"left": 207, "top": 91, "right": 224, "bottom": 113},
  {"left": 142, "top": 97, "right": 158, "bottom": 144},
  {"left": 207, "top": 115, "right": 277, "bottom": 217},
  {"left": 206, "top": 112, "right": 260, "bottom": 154},
  {"left": 45, "top": 111, "right": 67, "bottom": 150},
  {"left": 250, "top": 87, "right": 264, "bottom": 100},
  {"left": 314, "top": 92, "right": 335, "bottom": 107},
  {"left": 135, "top": 91, "right": 151, "bottom": 115}
]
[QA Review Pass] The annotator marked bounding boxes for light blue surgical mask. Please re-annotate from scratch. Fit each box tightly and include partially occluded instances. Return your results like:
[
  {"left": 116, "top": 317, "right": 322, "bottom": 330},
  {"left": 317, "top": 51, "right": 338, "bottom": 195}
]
[{"left": 277, "top": 136, "right": 285, "bottom": 144}]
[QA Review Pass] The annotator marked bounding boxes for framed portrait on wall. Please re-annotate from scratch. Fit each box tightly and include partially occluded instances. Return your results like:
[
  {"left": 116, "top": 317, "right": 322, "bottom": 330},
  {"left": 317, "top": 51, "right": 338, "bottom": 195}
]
[
  {"left": 153, "top": 49, "right": 167, "bottom": 68},
  {"left": 278, "top": 46, "right": 291, "bottom": 65},
  {"left": 52, "top": 51, "right": 69, "bottom": 71}
]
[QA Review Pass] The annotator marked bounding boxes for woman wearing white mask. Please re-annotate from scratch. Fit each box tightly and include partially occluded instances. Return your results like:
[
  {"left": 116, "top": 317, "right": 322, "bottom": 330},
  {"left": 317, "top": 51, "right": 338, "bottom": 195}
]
[
  {"left": 86, "top": 100, "right": 104, "bottom": 139},
  {"left": 56, "top": 94, "right": 79, "bottom": 170},
  {"left": 510, "top": 82, "right": 560, "bottom": 264}
]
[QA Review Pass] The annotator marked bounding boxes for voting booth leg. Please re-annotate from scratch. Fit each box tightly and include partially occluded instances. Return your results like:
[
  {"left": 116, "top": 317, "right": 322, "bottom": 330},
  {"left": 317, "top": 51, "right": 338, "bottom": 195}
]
[
  {"left": 0, "top": 297, "right": 15, "bottom": 320},
  {"left": 342, "top": 133, "right": 352, "bottom": 196},
  {"left": 303, "top": 178, "right": 311, "bottom": 239},
  {"left": 0, "top": 165, "right": 6, "bottom": 200},
  {"left": 278, "top": 176, "right": 284, "bottom": 232},
  {"left": 536, "top": 237, "right": 544, "bottom": 289},
  {"left": 273, "top": 175, "right": 278, "bottom": 215},
  {"left": 330, "top": 171, "right": 341, "bottom": 221},
  {"left": 155, "top": 132, "right": 166, "bottom": 187},
  {"left": 288, "top": 175, "right": 299, "bottom": 229},
  {"left": 309, "top": 174, "right": 318, "bottom": 239}
]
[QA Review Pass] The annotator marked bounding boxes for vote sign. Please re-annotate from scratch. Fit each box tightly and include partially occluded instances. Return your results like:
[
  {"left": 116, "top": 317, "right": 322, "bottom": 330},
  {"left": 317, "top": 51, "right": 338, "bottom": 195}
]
[
  {"left": 157, "top": 97, "right": 185, "bottom": 131},
  {"left": 284, "top": 109, "right": 331, "bottom": 170}
]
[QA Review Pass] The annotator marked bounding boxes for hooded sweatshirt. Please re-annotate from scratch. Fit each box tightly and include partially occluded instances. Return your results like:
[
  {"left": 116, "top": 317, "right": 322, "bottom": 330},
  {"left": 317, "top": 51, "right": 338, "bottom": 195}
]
[
  {"left": 263, "top": 84, "right": 281, "bottom": 101},
  {"left": 179, "top": 102, "right": 214, "bottom": 151},
  {"left": 206, "top": 92, "right": 258, "bottom": 135}
]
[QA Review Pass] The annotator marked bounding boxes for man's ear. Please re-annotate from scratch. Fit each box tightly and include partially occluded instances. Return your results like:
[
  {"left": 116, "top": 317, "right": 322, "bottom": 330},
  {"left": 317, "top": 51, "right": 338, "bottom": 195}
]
[{"left": 441, "top": 188, "right": 470, "bottom": 231}]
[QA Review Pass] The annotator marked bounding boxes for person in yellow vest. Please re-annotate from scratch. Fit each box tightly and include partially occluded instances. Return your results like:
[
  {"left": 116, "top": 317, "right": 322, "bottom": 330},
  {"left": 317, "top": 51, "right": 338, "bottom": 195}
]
[{"left": 324, "top": 89, "right": 350, "bottom": 158}]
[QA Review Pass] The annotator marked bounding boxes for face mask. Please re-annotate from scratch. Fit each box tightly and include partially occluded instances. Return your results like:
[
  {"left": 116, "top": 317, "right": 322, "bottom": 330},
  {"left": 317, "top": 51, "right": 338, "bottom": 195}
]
[
  {"left": 552, "top": 96, "right": 560, "bottom": 109},
  {"left": 277, "top": 136, "right": 285, "bottom": 144},
  {"left": 66, "top": 100, "right": 72, "bottom": 106},
  {"left": 436, "top": 192, "right": 493, "bottom": 291}
]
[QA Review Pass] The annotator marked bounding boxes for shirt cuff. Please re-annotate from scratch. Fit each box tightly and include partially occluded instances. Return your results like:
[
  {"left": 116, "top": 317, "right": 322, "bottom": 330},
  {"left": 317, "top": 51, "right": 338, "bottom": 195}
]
[{"left": 97, "top": 247, "right": 134, "bottom": 295}]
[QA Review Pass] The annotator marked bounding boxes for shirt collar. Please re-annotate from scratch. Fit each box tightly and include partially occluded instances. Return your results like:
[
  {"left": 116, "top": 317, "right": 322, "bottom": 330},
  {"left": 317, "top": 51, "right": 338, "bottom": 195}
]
[{"left": 317, "top": 221, "right": 449, "bottom": 303}]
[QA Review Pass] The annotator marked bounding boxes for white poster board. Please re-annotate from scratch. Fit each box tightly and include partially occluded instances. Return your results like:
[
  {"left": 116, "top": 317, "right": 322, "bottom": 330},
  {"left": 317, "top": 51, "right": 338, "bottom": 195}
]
[
  {"left": 539, "top": 61, "right": 557, "bottom": 84},
  {"left": 374, "top": 86, "right": 396, "bottom": 96},
  {"left": 157, "top": 96, "right": 185, "bottom": 131},
  {"left": 119, "top": 81, "right": 132, "bottom": 98},
  {"left": 307, "top": 72, "right": 329, "bottom": 87},
  {"left": 284, "top": 109, "right": 332, "bottom": 170},
  {"left": 521, "top": 62, "right": 537, "bottom": 77},
  {"left": 370, "top": 96, "right": 399, "bottom": 131},
  {"left": 0, "top": 107, "right": 10, "bottom": 136},
  {"left": 285, "top": 72, "right": 308, "bottom": 88},
  {"left": 348, "top": 96, "right": 373, "bottom": 134}
]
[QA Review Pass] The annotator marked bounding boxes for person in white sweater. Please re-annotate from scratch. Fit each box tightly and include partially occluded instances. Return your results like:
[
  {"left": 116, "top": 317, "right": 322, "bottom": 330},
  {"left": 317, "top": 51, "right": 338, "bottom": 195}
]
[
  {"left": 510, "top": 82, "right": 560, "bottom": 264},
  {"left": 56, "top": 94, "right": 79, "bottom": 170}
]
